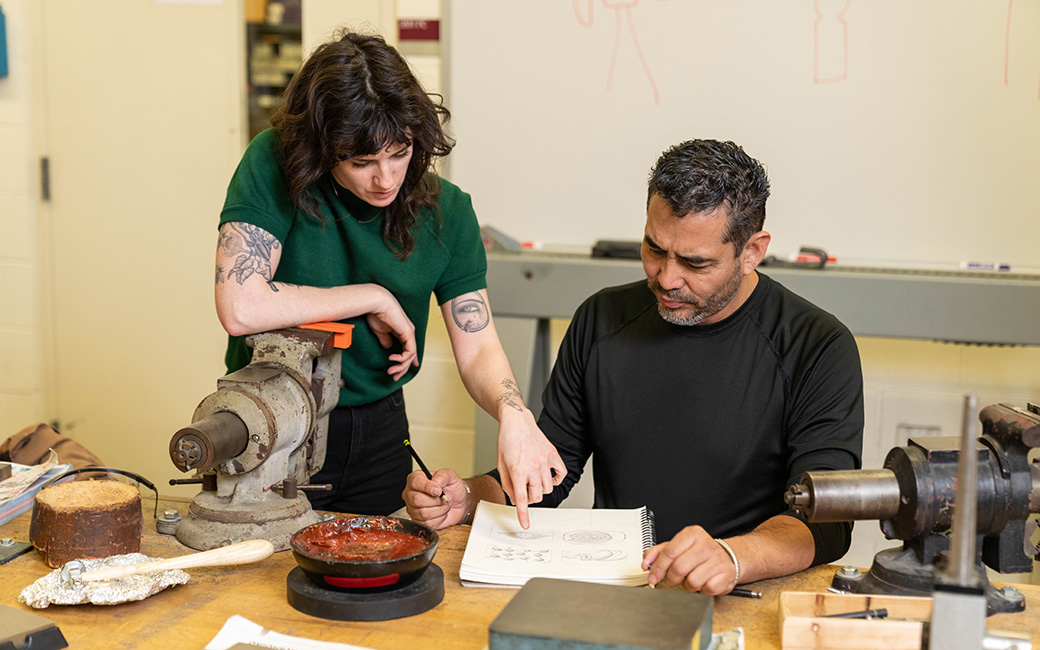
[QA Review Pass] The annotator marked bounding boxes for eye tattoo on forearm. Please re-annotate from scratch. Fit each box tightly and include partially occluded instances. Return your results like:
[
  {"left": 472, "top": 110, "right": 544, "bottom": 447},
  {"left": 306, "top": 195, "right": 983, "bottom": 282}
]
[
  {"left": 451, "top": 292, "right": 490, "bottom": 332},
  {"left": 498, "top": 379, "right": 524, "bottom": 413},
  {"left": 217, "top": 223, "right": 282, "bottom": 291}
]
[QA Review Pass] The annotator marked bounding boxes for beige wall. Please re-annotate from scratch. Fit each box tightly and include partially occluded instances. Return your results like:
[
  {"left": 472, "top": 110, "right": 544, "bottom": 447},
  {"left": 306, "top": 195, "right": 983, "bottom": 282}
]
[{"left": 0, "top": 0, "right": 46, "bottom": 436}]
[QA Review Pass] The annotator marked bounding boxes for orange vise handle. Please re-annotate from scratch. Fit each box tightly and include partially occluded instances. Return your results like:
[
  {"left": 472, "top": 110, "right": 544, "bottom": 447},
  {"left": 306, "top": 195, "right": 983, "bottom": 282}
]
[{"left": 299, "top": 322, "right": 354, "bottom": 349}]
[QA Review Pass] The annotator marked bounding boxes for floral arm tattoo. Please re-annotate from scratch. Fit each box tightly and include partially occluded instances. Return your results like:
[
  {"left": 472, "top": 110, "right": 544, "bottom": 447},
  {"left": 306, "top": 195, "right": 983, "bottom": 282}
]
[
  {"left": 498, "top": 379, "right": 525, "bottom": 413},
  {"left": 450, "top": 291, "right": 490, "bottom": 332},
  {"left": 216, "top": 223, "right": 282, "bottom": 291}
]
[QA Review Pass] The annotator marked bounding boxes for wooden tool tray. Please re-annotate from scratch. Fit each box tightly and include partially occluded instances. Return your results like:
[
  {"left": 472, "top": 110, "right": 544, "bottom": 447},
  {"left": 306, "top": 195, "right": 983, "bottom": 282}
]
[{"left": 780, "top": 591, "right": 932, "bottom": 650}]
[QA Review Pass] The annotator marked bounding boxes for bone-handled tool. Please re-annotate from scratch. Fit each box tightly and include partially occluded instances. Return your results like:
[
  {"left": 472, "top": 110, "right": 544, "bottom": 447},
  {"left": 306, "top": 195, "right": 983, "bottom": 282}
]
[{"left": 59, "top": 538, "right": 274, "bottom": 585}]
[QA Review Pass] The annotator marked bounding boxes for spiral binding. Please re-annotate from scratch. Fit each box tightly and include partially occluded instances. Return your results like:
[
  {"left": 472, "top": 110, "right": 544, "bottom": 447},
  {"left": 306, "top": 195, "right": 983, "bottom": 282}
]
[{"left": 640, "top": 507, "right": 657, "bottom": 550}]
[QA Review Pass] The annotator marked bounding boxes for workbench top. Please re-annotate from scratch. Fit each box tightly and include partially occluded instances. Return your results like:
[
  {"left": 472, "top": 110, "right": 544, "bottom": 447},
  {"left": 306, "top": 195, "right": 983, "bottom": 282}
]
[{"left": 2, "top": 498, "right": 1037, "bottom": 649}]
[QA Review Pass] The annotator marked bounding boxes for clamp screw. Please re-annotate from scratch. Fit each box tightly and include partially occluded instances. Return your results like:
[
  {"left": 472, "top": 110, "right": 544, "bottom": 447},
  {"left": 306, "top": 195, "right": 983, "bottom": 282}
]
[
  {"left": 0, "top": 538, "right": 13, "bottom": 547},
  {"left": 999, "top": 585, "right": 1025, "bottom": 603},
  {"left": 156, "top": 509, "right": 182, "bottom": 535},
  {"left": 837, "top": 566, "right": 861, "bottom": 579}
]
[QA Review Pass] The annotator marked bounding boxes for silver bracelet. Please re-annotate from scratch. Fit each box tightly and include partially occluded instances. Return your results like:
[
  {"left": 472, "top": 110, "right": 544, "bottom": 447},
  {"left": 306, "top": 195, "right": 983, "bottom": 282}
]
[
  {"left": 462, "top": 480, "right": 473, "bottom": 525},
  {"left": 715, "top": 538, "right": 740, "bottom": 586}
]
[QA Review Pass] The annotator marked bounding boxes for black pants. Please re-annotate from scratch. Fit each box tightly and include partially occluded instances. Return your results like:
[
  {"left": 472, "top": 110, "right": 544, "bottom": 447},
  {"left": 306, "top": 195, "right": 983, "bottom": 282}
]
[{"left": 307, "top": 389, "right": 411, "bottom": 515}]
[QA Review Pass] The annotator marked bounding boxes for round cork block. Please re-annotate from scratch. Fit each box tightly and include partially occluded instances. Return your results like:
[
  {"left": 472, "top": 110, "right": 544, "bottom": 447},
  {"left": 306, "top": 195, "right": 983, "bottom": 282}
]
[{"left": 29, "top": 481, "right": 143, "bottom": 568}]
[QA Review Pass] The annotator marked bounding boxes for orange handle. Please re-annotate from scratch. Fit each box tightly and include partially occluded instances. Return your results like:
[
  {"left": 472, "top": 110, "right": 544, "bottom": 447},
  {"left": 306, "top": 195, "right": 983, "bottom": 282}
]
[{"left": 300, "top": 322, "right": 354, "bottom": 349}]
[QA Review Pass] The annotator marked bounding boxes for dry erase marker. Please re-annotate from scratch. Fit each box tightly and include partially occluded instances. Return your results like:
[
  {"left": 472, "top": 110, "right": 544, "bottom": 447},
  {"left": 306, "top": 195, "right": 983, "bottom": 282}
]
[
  {"left": 960, "top": 261, "right": 1011, "bottom": 271},
  {"left": 793, "top": 253, "right": 837, "bottom": 264},
  {"left": 404, "top": 439, "right": 448, "bottom": 501}
]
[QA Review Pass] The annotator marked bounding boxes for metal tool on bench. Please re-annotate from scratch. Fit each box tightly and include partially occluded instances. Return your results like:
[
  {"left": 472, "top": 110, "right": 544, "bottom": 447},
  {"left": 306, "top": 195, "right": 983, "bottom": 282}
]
[
  {"left": 169, "top": 323, "right": 446, "bottom": 621},
  {"left": 924, "top": 394, "right": 1030, "bottom": 650},
  {"left": 58, "top": 539, "right": 273, "bottom": 585},
  {"left": 785, "top": 399, "right": 1040, "bottom": 615},
  {"left": 168, "top": 324, "right": 351, "bottom": 551}
]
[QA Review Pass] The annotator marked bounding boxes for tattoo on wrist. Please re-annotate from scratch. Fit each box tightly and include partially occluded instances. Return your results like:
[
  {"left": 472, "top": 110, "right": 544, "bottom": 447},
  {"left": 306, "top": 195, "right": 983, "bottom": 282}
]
[
  {"left": 217, "top": 223, "right": 281, "bottom": 291},
  {"left": 451, "top": 292, "right": 489, "bottom": 332},
  {"left": 497, "top": 379, "right": 525, "bottom": 413}
]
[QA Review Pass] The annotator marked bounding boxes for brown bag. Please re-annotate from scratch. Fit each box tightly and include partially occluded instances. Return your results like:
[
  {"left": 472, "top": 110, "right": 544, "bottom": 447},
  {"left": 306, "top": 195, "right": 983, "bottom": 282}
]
[{"left": 0, "top": 423, "right": 104, "bottom": 469}]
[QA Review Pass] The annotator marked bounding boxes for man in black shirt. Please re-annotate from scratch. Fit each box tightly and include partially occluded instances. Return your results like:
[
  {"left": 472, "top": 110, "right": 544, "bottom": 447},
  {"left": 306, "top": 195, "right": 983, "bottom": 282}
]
[{"left": 403, "top": 139, "right": 863, "bottom": 595}]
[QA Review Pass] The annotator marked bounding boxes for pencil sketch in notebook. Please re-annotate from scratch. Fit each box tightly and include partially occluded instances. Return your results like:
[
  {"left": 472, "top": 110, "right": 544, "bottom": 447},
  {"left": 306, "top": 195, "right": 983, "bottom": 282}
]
[
  {"left": 562, "top": 529, "right": 626, "bottom": 545},
  {"left": 494, "top": 529, "right": 550, "bottom": 541},
  {"left": 485, "top": 546, "right": 551, "bottom": 562},
  {"left": 460, "top": 501, "right": 653, "bottom": 587},
  {"left": 562, "top": 549, "right": 628, "bottom": 562}
]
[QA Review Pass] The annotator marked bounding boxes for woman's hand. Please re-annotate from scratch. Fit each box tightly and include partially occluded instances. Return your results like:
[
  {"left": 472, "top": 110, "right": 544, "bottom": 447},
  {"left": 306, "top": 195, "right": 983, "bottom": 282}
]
[
  {"left": 496, "top": 407, "right": 567, "bottom": 529},
  {"left": 365, "top": 287, "right": 418, "bottom": 380}
]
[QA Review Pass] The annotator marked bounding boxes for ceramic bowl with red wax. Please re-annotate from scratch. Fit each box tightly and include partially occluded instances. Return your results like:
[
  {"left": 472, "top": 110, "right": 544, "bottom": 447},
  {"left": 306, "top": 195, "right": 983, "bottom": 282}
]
[{"left": 290, "top": 515, "right": 439, "bottom": 591}]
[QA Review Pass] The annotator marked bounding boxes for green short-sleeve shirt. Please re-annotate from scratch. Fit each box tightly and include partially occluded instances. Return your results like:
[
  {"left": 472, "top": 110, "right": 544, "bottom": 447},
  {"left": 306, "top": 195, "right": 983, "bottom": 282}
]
[{"left": 220, "top": 129, "right": 488, "bottom": 406}]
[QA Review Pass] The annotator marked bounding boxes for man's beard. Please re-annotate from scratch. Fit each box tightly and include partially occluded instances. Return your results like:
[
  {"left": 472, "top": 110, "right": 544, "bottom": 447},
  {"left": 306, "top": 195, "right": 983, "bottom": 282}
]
[{"left": 648, "top": 262, "right": 743, "bottom": 326}]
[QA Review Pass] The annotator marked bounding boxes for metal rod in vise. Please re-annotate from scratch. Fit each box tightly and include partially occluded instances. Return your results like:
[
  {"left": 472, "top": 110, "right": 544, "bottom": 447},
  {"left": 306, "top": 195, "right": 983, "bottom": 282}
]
[{"left": 948, "top": 393, "right": 980, "bottom": 587}]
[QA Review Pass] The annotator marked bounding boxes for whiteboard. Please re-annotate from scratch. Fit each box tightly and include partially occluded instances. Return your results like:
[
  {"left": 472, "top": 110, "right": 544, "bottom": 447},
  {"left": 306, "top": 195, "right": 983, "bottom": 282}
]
[{"left": 444, "top": 1, "right": 1040, "bottom": 269}]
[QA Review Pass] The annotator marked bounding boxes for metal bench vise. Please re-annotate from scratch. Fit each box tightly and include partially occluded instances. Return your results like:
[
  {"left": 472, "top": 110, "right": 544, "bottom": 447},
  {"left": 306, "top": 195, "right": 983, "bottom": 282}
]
[
  {"left": 169, "top": 324, "right": 351, "bottom": 551},
  {"left": 785, "top": 401, "right": 1040, "bottom": 615}
]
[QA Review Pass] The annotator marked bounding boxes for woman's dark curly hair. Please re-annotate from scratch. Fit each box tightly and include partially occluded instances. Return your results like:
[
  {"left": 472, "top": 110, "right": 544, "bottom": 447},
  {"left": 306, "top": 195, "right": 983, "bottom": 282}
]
[{"left": 271, "top": 30, "right": 455, "bottom": 259}]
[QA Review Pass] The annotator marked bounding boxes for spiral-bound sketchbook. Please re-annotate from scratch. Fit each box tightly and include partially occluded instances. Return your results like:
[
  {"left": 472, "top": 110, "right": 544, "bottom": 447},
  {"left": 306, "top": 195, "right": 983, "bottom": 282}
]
[{"left": 459, "top": 501, "right": 656, "bottom": 588}]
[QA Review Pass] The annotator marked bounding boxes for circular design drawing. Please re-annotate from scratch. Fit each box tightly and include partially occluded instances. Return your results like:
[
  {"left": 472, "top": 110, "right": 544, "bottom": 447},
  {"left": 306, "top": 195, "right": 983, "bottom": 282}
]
[{"left": 563, "top": 530, "right": 614, "bottom": 545}]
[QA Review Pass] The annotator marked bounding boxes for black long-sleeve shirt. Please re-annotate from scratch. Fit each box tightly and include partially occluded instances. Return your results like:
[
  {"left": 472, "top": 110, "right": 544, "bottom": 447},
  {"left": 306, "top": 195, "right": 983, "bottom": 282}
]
[{"left": 500, "top": 273, "right": 864, "bottom": 565}]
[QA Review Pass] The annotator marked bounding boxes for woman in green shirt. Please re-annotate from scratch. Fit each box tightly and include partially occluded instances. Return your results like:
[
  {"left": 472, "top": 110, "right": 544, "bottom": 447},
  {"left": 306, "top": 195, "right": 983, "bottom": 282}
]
[{"left": 216, "top": 30, "right": 562, "bottom": 524}]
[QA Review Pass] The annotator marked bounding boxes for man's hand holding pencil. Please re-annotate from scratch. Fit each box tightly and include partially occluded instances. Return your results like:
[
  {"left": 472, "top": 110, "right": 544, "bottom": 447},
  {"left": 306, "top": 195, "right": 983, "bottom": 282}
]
[{"left": 402, "top": 440, "right": 470, "bottom": 529}]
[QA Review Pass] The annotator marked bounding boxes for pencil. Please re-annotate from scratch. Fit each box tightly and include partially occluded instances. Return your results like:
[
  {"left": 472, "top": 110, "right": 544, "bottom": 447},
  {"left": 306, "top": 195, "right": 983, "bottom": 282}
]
[
  {"left": 404, "top": 439, "right": 448, "bottom": 501},
  {"left": 823, "top": 608, "right": 887, "bottom": 619},
  {"left": 403, "top": 439, "right": 433, "bottom": 479}
]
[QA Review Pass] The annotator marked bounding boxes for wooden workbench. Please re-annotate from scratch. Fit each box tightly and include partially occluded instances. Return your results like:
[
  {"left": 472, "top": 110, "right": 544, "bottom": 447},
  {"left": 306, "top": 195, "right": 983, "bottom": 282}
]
[{"left": 2, "top": 498, "right": 1038, "bottom": 649}]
